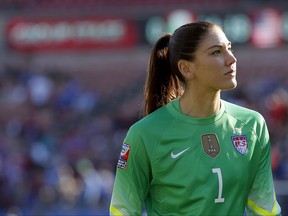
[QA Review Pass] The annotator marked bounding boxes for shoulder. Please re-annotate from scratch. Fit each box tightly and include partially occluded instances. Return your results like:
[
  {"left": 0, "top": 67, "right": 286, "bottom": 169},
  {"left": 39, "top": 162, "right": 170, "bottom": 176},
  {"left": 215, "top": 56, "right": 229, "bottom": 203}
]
[
  {"left": 123, "top": 105, "right": 176, "bottom": 154},
  {"left": 223, "top": 100, "right": 265, "bottom": 123},
  {"left": 125, "top": 103, "right": 177, "bottom": 144},
  {"left": 223, "top": 100, "right": 269, "bottom": 145},
  {"left": 129, "top": 105, "right": 175, "bottom": 134},
  {"left": 223, "top": 101, "right": 263, "bottom": 118}
]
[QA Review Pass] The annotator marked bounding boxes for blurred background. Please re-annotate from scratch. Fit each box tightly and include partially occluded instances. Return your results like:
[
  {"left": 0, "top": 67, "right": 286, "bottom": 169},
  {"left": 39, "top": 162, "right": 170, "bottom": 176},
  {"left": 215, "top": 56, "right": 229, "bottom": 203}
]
[{"left": 0, "top": 0, "right": 287, "bottom": 215}]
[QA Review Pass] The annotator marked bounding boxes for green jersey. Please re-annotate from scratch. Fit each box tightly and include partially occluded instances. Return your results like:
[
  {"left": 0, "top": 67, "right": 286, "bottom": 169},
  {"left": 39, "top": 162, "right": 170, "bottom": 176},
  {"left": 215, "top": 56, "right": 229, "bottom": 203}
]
[{"left": 110, "top": 99, "right": 281, "bottom": 216}]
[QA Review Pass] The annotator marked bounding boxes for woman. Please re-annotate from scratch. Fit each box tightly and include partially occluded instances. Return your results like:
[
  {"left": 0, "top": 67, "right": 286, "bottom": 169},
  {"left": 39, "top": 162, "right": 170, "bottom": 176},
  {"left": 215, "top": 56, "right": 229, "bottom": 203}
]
[{"left": 110, "top": 21, "right": 282, "bottom": 215}]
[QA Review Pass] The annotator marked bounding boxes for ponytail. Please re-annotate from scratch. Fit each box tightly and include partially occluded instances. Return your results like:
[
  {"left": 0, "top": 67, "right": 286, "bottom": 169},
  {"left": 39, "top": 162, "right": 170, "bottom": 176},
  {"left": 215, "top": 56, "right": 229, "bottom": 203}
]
[{"left": 144, "top": 34, "right": 183, "bottom": 116}]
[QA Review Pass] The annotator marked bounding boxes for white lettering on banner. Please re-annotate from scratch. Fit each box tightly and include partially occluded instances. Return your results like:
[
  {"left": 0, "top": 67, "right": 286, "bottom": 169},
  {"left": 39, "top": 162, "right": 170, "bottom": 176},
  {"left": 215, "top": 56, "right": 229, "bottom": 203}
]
[{"left": 9, "top": 20, "right": 125, "bottom": 44}]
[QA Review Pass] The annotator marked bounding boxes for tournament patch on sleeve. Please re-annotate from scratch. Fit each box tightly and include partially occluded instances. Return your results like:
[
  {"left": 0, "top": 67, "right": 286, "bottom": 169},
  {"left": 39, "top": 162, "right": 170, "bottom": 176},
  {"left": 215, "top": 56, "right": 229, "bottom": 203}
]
[{"left": 117, "top": 143, "right": 131, "bottom": 169}]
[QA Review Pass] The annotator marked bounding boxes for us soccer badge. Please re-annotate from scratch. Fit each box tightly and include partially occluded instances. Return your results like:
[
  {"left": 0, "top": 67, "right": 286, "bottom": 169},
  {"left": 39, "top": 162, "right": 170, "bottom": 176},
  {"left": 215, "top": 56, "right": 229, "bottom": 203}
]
[
  {"left": 117, "top": 143, "right": 131, "bottom": 169},
  {"left": 231, "top": 135, "right": 248, "bottom": 155},
  {"left": 201, "top": 134, "right": 220, "bottom": 158}
]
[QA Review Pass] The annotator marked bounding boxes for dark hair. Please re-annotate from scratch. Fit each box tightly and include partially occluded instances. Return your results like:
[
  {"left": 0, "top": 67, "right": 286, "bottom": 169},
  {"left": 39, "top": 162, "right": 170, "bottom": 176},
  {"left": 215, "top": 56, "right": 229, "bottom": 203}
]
[{"left": 144, "top": 21, "right": 218, "bottom": 116}]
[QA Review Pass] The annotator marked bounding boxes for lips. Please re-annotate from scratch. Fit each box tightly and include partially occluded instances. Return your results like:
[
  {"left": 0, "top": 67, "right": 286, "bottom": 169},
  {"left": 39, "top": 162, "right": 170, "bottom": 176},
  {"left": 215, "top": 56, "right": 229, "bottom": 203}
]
[{"left": 225, "top": 70, "right": 236, "bottom": 75}]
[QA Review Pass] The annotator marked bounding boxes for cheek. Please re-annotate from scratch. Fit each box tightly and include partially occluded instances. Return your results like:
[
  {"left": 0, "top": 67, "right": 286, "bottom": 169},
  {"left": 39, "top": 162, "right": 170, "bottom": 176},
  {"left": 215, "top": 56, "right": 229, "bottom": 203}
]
[
  {"left": 194, "top": 61, "right": 223, "bottom": 83},
  {"left": 198, "top": 69, "right": 236, "bottom": 90},
  {"left": 201, "top": 67, "right": 220, "bottom": 83}
]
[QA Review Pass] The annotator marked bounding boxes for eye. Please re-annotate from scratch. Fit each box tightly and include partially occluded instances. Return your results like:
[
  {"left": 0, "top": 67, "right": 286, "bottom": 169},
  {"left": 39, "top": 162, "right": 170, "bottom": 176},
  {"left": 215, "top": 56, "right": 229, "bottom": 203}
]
[{"left": 211, "top": 50, "right": 221, "bottom": 55}]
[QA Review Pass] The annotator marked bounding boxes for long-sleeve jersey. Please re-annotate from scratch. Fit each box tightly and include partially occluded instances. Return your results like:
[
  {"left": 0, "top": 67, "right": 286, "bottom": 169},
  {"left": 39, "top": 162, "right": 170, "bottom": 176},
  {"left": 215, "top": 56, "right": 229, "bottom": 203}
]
[{"left": 110, "top": 99, "right": 282, "bottom": 216}]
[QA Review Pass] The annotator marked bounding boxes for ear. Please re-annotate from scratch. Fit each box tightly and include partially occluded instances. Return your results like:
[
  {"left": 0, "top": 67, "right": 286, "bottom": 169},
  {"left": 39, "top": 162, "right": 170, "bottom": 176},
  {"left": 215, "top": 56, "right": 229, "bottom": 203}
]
[{"left": 178, "top": 60, "right": 194, "bottom": 79}]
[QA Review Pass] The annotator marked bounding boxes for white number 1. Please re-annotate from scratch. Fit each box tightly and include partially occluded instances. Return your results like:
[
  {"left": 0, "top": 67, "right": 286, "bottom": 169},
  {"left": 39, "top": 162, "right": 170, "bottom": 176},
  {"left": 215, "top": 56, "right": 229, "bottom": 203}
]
[{"left": 212, "top": 168, "right": 225, "bottom": 203}]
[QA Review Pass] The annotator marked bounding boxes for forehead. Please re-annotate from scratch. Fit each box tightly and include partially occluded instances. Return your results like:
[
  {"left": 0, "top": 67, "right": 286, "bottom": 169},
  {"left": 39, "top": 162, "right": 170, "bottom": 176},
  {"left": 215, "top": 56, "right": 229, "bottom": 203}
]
[{"left": 197, "top": 27, "right": 230, "bottom": 50}]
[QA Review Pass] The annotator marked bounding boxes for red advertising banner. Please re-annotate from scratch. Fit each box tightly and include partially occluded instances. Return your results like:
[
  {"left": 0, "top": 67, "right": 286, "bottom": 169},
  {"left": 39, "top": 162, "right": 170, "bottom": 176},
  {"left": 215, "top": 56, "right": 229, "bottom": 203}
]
[{"left": 6, "top": 17, "right": 139, "bottom": 52}]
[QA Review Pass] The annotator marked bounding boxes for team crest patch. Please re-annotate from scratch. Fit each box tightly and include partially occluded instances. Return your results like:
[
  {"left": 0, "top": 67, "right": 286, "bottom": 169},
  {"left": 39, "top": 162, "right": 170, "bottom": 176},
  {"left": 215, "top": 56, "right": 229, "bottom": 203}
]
[
  {"left": 117, "top": 143, "right": 131, "bottom": 169},
  {"left": 231, "top": 135, "right": 248, "bottom": 155}
]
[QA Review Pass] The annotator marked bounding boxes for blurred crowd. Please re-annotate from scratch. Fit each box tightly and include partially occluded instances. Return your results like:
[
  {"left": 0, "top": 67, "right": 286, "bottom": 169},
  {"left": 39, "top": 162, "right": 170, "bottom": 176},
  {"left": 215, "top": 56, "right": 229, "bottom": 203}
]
[
  {"left": 0, "top": 64, "right": 125, "bottom": 215},
  {"left": 0, "top": 60, "right": 287, "bottom": 215}
]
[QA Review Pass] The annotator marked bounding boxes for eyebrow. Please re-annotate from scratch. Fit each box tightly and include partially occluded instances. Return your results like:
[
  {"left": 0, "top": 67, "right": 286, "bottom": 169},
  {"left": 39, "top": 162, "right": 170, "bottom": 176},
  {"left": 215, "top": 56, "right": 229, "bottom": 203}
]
[{"left": 207, "top": 41, "right": 232, "bottom": 50}]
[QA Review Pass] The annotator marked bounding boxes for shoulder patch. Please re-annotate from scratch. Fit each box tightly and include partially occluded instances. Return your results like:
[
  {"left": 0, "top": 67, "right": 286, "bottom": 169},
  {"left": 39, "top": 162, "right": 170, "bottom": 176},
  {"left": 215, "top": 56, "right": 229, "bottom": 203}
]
[{"left": 117, "top": 143, "right": 131, "bottom": 169}]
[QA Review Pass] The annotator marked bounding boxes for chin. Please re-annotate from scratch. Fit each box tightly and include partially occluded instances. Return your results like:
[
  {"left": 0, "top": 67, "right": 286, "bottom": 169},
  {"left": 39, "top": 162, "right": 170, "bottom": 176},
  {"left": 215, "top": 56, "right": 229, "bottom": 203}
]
[{"left": 222, "top": 81, "right": 237, "bottom": 91}]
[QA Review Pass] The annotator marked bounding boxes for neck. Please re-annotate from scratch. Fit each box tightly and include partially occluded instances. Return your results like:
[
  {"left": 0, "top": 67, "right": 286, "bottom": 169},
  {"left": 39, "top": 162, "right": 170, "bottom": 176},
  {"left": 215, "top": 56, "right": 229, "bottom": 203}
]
[{"left": 180, "top": 89, "right": 221, "bottom": 118}]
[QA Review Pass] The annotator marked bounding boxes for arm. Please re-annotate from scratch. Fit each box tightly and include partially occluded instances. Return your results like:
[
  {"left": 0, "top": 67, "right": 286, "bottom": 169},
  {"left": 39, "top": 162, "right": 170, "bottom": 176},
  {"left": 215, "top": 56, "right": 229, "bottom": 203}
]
[
  {"left": 110, "top": 127, "right": 151, "bottom": 216},
  {"left": 246, "top": 121, "right": 282, "bottom": 216}
]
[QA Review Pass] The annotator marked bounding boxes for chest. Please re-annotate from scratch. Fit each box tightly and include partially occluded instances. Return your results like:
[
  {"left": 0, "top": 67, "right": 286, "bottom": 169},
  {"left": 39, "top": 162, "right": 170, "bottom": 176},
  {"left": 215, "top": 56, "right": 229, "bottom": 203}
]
[{"left": 150, "top": 124, "right": 260, "bottom": 199}]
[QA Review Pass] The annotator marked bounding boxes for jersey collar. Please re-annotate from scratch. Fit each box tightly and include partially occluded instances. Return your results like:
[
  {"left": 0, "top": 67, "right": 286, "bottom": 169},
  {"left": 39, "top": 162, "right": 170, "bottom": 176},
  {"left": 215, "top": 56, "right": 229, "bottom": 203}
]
[{"left": 167, "top": 98, "right": 226, "bottom": 125}]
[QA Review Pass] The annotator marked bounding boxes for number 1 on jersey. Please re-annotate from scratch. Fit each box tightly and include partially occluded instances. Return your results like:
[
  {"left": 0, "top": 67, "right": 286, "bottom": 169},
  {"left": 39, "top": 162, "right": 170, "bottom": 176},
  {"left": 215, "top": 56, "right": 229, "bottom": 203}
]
[{"left": 212, "top": 168, "right": 225, "bottom": 203}]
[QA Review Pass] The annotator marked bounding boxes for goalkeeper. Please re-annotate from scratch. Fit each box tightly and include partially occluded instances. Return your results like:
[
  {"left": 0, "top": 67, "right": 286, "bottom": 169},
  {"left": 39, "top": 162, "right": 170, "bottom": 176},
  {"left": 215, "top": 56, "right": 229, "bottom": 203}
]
[{"left": 110, "top": 21, "right": 282, "bottom": 215}]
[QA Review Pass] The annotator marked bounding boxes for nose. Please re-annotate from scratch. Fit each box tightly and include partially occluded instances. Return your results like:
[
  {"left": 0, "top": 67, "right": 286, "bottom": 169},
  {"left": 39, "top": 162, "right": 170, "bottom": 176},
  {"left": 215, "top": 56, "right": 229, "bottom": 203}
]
[{"left": 226, "top": 51, "right": 237, "bottom": 66}]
